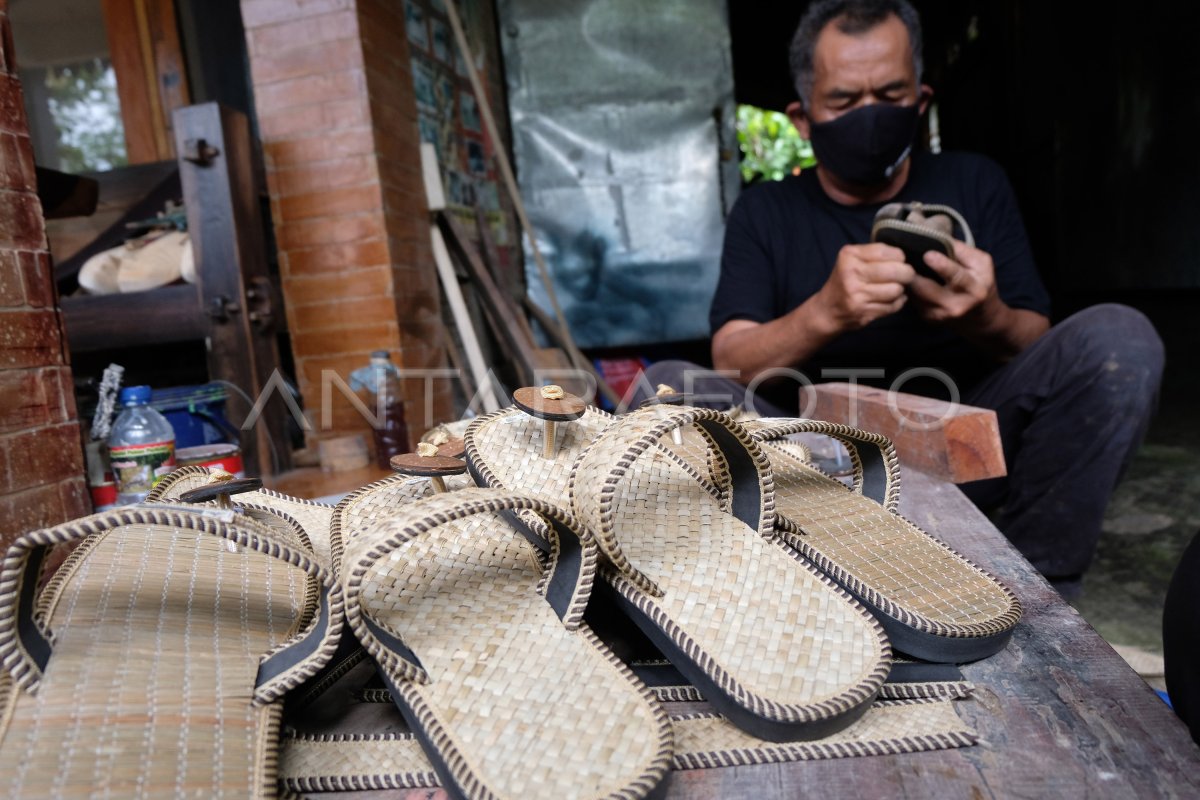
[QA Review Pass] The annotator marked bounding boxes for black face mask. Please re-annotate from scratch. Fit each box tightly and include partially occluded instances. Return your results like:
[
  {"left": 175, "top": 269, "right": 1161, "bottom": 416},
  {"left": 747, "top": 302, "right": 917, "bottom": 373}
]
[{"left": 808, "top": 103, "right": 921, "bottom": 187}]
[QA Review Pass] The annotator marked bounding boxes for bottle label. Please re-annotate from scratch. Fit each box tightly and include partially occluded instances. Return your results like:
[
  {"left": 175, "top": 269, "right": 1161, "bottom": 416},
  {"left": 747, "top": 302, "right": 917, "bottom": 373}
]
[{"left": 110, "top": 440, "right": 176, "bottom": 496}]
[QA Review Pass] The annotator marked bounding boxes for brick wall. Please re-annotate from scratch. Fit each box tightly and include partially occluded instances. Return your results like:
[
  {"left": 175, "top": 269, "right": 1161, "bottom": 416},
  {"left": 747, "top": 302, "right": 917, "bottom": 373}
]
[
  {"left": 243, "top": 0, "right": 454, "bottom": 450},
  {"left": 0, "top": 0, "right": 89, "bottom": 549}
]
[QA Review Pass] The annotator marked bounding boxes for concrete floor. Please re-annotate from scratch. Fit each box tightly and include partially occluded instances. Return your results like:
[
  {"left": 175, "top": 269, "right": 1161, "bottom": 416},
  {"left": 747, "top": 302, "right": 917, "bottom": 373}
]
[
  {"left": 1072, "top": 418, "right": 1198, "bottom": 660},
  {"left": 1067, "top": 295, "right": 1197, "bottom": 682}
]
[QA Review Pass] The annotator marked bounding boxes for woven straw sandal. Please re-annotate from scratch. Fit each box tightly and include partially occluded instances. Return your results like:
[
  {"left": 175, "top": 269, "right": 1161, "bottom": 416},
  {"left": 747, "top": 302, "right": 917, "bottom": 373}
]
[
  {"left": 472, "top": 398, "right": 891, "bottom": 741},
  {"left": 0, "top": 502, "right": 344, "bottom": 797},
  {"left": 332, "top": 447, "right": 471, "bottom": 577},
  {"left": 465, "top": 385, "right": 623, "bottom": 500},
  {"left": 149, "top": 465, "right": 339, "bottom": 565},
  {"left": 740, "top": 418, "right": 1022, "bottom": 662},
  {"left": 566, "top": 406, "right": 890, "bottom": 741},
  {"left": 340, "top": 487, "right": 672, "bottom": 800}
]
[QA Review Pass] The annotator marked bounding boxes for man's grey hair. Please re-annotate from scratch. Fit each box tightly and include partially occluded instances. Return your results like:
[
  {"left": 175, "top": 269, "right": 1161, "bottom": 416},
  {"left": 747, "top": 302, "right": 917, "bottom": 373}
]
[{"left": 789, "top": 0, "right": 924, "bottom": 109}]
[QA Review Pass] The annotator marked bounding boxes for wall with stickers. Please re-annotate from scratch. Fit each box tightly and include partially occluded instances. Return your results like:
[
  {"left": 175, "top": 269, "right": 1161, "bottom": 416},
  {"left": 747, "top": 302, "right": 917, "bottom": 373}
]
[{"left": 403, "top": 0, "right": 522, "bottom": 295}]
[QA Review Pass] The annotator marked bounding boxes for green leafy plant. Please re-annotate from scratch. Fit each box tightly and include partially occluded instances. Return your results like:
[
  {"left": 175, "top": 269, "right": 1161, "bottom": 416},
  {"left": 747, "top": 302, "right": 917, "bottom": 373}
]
[{"left": 736, "top": 104, "right": 816, "bottom": 183}]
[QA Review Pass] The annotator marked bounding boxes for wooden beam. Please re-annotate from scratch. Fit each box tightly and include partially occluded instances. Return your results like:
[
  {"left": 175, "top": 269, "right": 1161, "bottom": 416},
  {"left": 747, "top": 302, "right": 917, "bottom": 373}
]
[
  {"left": 61, "top": 284, "right": 205, "bottom": 352},
  {"left": 437, "top": 211, "right": 539, "bottom": 387},
  {"left": 173, "top": 103, "right": 291, "bottom": 477},
  {"left": 800, "top": 382, "right": 1007, "bottom": 483},
  {"left": 102, "top": 0, "right": 191, "bottom": 164}
]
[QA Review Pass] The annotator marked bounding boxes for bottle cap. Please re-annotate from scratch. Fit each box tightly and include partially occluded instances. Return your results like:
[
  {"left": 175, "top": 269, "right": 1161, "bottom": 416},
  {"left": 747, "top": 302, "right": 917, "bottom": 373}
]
[
  {"left": 370, "top": 349, "right": 391, "bottom": 360},
  {"left": 118, "top": 385, "right": 152, "bottom": 405}
]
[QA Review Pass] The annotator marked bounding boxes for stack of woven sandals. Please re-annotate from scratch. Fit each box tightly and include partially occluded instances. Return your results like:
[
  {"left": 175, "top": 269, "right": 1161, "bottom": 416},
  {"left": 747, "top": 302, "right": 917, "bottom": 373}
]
[{"left": 0, "top": 385, "right": 1021, "bottom": 799}]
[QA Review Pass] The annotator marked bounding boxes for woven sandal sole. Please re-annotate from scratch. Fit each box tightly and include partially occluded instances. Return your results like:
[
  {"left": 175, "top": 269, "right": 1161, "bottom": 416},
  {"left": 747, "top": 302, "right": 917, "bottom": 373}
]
[
  {"left": 0, "top": 507, "right": 342, "bottom": 797},
  {"left": 342, "top": 489, "right": 671, "bottom": 800}
]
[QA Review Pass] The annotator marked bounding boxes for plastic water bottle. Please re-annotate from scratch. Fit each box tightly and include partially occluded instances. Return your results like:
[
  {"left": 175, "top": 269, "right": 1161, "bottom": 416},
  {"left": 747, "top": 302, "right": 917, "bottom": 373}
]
[{"left": 108, "top": 386, "right": 177, "bottom": 505}]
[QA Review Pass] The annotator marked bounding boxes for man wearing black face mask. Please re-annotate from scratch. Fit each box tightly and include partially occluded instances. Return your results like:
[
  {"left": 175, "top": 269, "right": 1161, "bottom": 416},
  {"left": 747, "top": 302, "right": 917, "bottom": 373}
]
[{"left": 640, "top": 0, "right": 1164, "bottom": 597}]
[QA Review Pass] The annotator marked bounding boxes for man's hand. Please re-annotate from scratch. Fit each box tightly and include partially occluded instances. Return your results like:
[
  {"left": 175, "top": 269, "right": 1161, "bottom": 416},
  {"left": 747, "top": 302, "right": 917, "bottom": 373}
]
[
  {"left": 814, "top": 242, "right": 915, "bottom": 332},
  {"left": 909, "top": 239, "right": 998, "bottom": 324},
  {"left": 910, "top": 239, "right": 1049, "bottom": 359}
]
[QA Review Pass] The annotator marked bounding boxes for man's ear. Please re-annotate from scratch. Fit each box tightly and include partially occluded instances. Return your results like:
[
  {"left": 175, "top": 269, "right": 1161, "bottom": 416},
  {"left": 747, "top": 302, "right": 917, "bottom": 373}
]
[
  {"left": 918, "top": 83, "right": 934, "bottom": 115},
  {"left": 785, "top": 100, "right": 811, "bottom": 139}
]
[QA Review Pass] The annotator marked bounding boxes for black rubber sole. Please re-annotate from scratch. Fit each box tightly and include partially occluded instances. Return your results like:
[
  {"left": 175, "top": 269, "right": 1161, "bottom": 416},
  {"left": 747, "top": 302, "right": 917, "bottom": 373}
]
[
  {"left": 377, "top": 669, "right": 473, "bottom": 800},
  {"left": 811, "top": 560, "right": 1016, "bottom": 663}
]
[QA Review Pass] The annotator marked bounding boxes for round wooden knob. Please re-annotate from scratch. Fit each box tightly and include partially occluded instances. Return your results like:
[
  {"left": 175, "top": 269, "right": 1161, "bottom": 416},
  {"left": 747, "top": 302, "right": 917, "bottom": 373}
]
[
  {"left": 178, "top": 477, "right": 263, "bottom": 504},
  {"left": 436, "top": 437, "right": 467, "bottom": 460},
  {"left": 512, "top": 386, "right": 586, "bottom": 421},
  {"left": 389, "top": 453, "right": 468, "bottom": 478}
]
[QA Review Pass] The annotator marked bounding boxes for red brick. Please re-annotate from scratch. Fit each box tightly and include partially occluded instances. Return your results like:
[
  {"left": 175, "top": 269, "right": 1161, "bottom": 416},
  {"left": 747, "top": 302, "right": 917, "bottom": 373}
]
[
  {"left": 3, "top": 422, "right": 84, "bottom": 493},
  {"left": 0, "top": 431, "right": 8, "bottom": 495},
  {"left": 299, "top": 352, "right": 381, "bottom": 389},
  {"left": 272, "top": 155, "right": 376, "bottom": 197},
  {"left": 59, "top": 475, "right": 90, "bottom": 519},
  {"left": 274, "top": 211, "right": 385, "bottom": 251},
  {"left": 0, "top": 73, "right": 26, "bottom": 135},
  {"left": 286, "top": 238, "right": 389, "bottom": 275},
  {"left": 283, "top": 266, "right": 393, "bottom": 306},
  {"left": 0, "top": 482, "right": 65, "bottom": 543},
  {"left": 0, "top": 188, "right": 45, "bottom": 249},
  {"left": 291, "top": 320, "right": 397, "bottom": 359},
  {"left": 249, "top": 37, "right": 362, "bottom": 86},
  {"left": 254, "top": 70, "right": 364, "bottom": 115},
  {"left": 46, "top": 365, "right": 76, "bottom": 423},
  {"left": 0, "top": 132, "right": 35, "bottom": 192},
  {"left": 278, "top": 184, "right": 381, "bottom": 221},
  {"left": 257, "top": 102, "right": 325, "bottom": 140},
  {"left": 20, "top": 250, "right": 54, "bottom": 307},
  {"left": 247, "top": 9, "right": 359, "bottom": 57},
  {"left": 0, "top": 368, "right": 49, "bottom": 433},
  {"left": 289, "top": 295, "right": 398, "bottom": 332},
  {"left": 0, "top": 248, "right": 21, "bottom": 306},
  {"left": 0, "top": 309, "right": 64, "bottom": 368},
  {"left": 241, "top": 0, "right": 355, "bottom": 28},
  {"left": 263, "top": 127, "right": 376, "bottom": 169},
  {"left": 258, "top": 96, "right": 369, "bottom": 139}
]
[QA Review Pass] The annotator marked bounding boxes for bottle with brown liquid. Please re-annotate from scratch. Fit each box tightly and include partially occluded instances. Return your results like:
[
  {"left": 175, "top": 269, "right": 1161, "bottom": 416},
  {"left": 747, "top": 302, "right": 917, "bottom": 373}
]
[{"left": 368, "top": 351, "right": 408, "bottom": 468}]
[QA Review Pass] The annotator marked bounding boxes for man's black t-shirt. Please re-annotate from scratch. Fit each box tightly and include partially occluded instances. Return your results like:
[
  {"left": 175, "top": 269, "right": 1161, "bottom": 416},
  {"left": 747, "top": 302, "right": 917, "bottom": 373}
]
[{"left": 710, "top": 150, "right": 1050, "bottom": 410}]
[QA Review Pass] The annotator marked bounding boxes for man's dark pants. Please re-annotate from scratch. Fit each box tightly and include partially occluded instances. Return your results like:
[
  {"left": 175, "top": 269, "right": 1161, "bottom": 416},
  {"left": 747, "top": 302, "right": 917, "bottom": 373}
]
[{"left": 635, "top": 304, "right": 1164, "bottom": 594}]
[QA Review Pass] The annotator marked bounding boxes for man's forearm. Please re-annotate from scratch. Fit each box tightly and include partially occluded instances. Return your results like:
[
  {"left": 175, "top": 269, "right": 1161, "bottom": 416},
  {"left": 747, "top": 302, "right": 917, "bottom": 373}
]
[
  {"left": 711, "top": 297, "right": 839, "bottom": 384},
  {"left": 955, "top": 300, "right": 1049, "bottom": 361}
]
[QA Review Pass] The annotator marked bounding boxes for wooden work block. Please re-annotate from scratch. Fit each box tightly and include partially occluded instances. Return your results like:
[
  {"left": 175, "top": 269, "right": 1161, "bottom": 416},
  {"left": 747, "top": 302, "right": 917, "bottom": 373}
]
[{"left": 800, "top": 382, "right": 1006, "bottom": 483}]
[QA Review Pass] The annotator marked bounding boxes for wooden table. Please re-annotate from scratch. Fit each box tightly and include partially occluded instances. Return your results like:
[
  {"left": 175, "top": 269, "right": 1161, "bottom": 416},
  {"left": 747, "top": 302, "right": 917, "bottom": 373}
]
[{"left": 297, "top": 469, "right": 1200, "bottom": 798}]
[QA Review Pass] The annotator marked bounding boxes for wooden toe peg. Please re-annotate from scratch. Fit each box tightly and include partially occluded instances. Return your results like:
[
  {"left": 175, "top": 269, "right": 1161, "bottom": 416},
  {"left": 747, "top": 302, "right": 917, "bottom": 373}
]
[
  {"left": 390, "top": 442, "right": 467, "bottom": 493},
  {"left": 512, "top": 385, "right": 586, "bottom": 460},
  {"left": 179, "top": 476, "right": 264, "bottom": 510}
]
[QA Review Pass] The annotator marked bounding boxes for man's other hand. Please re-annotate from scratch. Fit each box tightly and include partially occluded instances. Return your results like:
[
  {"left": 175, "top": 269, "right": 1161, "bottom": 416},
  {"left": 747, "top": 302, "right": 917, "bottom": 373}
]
[
  {"left": 910, "top": 239, "right": 998, "bottom": 324},
  {"left": 815, "top": 242, "right": 915, "bottom": 332}
]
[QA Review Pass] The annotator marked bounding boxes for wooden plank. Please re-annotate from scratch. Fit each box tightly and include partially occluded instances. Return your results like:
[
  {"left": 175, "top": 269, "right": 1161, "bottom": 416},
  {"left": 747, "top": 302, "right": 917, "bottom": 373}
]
[
  {"left": 103, "top": 0, "right": 160, "bottom": 163},
  {"left": 145, "top": 0, "right": 191, "bottom": 150},
  {"left": 800, "top": 381, "right": 1006, "bottom": 483},
  {"left": 437, "top": 211, "right": 539, "bottom": 387},
  {"left": 61, "top": 284, "right": 205, "bottom": 352},
  {"left": 102, "top": 0, "right": 191, "bottom": 163},
  {"left": 430, "top": 224, "right": 501, "bottom": 413},
  {"left": 49, "top": 163, "right": 179, "bottom": 285},
  {"left": 173, "top": 103, "right": 291, "bottom": 477},
  {"left": 421, "top": 143, "right": 500, "bottom": 412}
]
